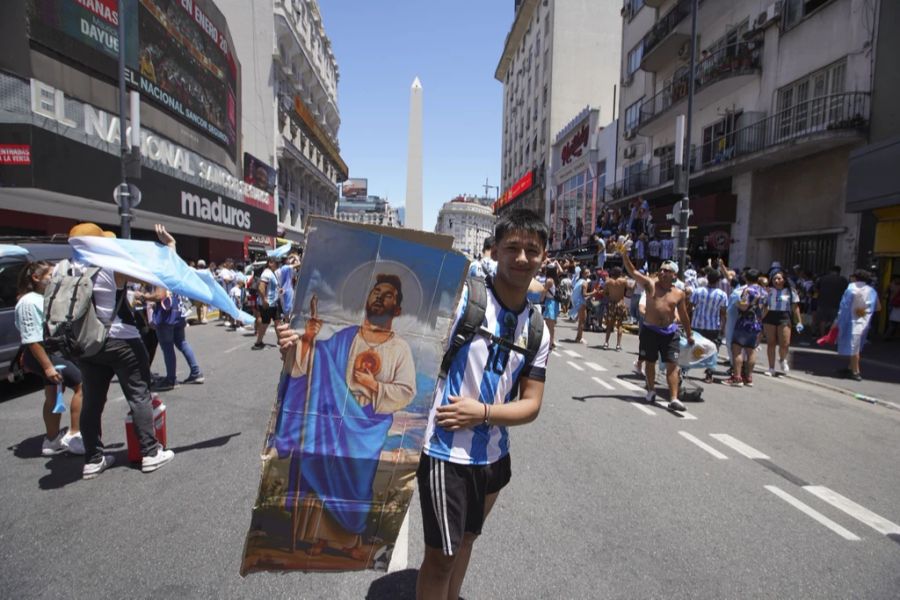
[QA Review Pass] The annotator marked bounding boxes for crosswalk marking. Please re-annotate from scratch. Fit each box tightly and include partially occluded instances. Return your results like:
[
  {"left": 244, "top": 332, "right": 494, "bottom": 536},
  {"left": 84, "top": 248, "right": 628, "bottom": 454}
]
[
  {"left": 591, "top": 376, "right": 615, "bottom": 391},
  {"left": 563, "top": 349, "right": 582, "bottom": 358},
  {"left": 803, "top": 486, "right": 900, "bottom": 537},
  {"left": 584, "top": 362, "right": 607, "bottom": 372},
  {"left": 766, "top": 486, "right": 860, "bottom": 541},
  {"left": 614, "top": 378, "right": 644, "bottom": 392},
  {"left": 710, "top": 434, "right": 770, "bottom": 460},
  {"left": 551, "top": 350, "right": 562, "bottom": 358},
  {"left": 679, "top": 431, "right": 728, "bottom": 459},
  {"left": 630, "top": 402, "right": 657, "bottom": 416},
  {"left": 566, "top": 361, "right": 584, "bottom": 371}
]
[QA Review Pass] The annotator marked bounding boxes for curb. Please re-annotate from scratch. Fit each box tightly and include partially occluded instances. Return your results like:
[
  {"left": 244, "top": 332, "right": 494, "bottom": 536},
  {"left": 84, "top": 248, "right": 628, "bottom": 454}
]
[{"left": 776, "top": 371, "right": 900, "bottom": 412}]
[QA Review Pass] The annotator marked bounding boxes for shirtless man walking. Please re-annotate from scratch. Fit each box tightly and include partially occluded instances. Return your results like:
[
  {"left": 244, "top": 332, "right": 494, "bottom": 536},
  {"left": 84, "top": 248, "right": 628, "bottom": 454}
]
[
  {"left": 621, "top": 251, "right": 694, "bottom": 411},
  {"left": 602, "top": 266, "right": 629, "bottom": 351}
]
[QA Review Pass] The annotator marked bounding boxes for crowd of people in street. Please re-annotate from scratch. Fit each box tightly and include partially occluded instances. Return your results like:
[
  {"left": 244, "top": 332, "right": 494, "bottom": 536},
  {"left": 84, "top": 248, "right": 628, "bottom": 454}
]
[{"left": 11, "top": 223, "right": 301, "bottom": 479}]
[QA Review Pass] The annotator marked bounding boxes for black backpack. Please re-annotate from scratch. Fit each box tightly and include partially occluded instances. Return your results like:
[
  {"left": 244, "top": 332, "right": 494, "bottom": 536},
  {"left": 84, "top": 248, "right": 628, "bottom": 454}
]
[{"left": 439, "top": 276, "right": 544, "bottom": 390}]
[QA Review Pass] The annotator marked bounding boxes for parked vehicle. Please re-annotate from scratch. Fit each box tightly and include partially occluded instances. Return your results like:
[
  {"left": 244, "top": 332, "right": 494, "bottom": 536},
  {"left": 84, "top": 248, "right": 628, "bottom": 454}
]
[{"left": 0, "top": 238, "right": 73, "bottom": 383}]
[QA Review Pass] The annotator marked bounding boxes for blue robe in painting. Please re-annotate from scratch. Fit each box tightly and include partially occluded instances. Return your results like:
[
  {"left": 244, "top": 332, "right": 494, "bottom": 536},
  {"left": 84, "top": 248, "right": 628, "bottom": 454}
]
[{"left": 270, "top": 326, "right": 393, "bottom": 534}]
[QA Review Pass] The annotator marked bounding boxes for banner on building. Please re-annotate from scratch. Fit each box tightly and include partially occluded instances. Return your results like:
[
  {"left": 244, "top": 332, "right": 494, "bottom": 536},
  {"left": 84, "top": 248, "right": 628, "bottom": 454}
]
[
  {"left": 243, "top": 152, "right": 275, "bottom": 212},
  {"left": 26, "top": 0, "right": 238, "bottom": 156},
  {"left": 342, "top": 178, "right": 368, "bottom": 199},
  {"left": 240, "top": 217, "right": 467, "bottom": 575}
]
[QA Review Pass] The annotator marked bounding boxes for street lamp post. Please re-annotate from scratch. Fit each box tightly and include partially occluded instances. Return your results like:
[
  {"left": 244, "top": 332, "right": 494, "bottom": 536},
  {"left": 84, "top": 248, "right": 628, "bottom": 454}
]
[
  {"left": 673, "top": 0, "right": 699, "bottom": 273},
  {"left": 116, "top": 6, "right": 141, "bottom": 239}
]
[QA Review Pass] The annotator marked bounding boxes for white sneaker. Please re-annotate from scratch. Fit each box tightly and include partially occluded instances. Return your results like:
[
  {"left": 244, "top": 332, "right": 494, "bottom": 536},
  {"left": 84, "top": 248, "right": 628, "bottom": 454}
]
[
  {"left": 644, "top": 390, "right": 656, "bottom": 404},
  {"left": 780, "top": 359, "right": 790, "bottom": 374},
  {"left": 83, "top": 455, "right": 115, "bottom": 479},
  {"left": 764, "top": 368, "right": 776, "bottom": 377},
  {"left": 62, "top": 431, "right": 85, "bottom": 455},
  {"left": 42, "top": 431, "right": 68, "bottom": 456},
  {"left": 141, "top": 448, "right": 175, "bottom": 473}
]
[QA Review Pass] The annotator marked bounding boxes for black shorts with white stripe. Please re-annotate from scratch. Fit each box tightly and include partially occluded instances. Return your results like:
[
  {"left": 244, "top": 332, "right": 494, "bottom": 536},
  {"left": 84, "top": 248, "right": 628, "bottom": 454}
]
[{"left": 416, "top": 452, "right": 512, "bottom": 556}]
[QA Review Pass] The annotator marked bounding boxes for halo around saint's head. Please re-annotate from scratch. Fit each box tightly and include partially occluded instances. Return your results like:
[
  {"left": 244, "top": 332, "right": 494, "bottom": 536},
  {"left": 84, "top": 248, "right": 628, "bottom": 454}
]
[{"left": 340, "top": 260, "right": 424, "bottom": 324}]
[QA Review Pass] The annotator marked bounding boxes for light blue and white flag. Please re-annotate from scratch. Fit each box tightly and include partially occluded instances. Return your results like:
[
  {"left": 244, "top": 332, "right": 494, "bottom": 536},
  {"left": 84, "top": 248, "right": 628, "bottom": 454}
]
[
  {"left": 267, "top": 242, "right": 292, "bottom": 259},
  {"left": 69, "top": 237, "right": 254, "bottom": 324},
  {"left": 0, "top": 244, "right": 29, "bottom": 258}
]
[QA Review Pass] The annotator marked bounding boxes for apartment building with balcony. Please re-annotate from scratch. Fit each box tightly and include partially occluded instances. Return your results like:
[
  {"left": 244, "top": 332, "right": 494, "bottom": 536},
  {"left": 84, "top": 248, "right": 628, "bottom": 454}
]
[
  {"left": 272, "top": 0, "right": 348, "bottom": 243},
  {"left": 435, "top": 198, "right": 496, "bottom": 258},
  {"left": 494, "top": 0, "right": 621, "bottom": 220},
  {"left": 613, "top": 0, "right": 879, "bottom": 273},
  {"left": 220, "top": 0, "right": 347, "bottom": 249}
]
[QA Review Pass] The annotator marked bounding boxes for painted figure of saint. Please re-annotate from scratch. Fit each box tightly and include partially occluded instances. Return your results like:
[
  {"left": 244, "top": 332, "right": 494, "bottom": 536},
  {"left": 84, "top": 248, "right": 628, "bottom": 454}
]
[{"left": 268, "top": 273, "right": 416, "bottom": 559}]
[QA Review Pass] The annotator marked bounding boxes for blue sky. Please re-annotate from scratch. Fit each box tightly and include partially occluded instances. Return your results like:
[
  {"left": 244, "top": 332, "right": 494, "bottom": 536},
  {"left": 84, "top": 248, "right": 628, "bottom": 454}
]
[{"left": 318, "top": 1, "right": 513, "bottom": 230}]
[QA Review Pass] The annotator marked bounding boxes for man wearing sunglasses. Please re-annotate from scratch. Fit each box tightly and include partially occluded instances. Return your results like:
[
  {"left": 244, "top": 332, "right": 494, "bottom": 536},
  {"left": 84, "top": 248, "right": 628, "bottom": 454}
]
[{"left": 621, "top": 252, "right": 694, "bottom": 411}]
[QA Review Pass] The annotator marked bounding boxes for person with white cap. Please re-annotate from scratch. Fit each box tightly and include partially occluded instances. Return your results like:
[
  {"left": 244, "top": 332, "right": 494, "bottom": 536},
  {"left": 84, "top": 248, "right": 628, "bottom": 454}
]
[
  {"left": 620, "top": 247, "right": 694, "bottom": 411},
  {"left": 193, "top": 259, "right": 209, "bottom": 324}
]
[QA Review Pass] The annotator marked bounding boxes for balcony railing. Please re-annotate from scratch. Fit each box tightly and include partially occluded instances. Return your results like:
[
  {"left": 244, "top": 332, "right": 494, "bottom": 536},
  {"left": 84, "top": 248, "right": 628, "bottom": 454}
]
[
  {"left": 639, "top": 40, "right": 763, "bottom": 128},
  {"left": 641, "top": 0, "right": 692, "bottom": 57},
  {"left": 606, "top": 92, "right": 870, "bottom": 203}
]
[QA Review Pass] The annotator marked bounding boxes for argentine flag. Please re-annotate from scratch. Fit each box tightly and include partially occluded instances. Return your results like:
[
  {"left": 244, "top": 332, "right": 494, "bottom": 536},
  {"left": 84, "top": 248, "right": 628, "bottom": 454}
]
[{"left": 69, "top": 237, "right": 254, "bottom": 324}]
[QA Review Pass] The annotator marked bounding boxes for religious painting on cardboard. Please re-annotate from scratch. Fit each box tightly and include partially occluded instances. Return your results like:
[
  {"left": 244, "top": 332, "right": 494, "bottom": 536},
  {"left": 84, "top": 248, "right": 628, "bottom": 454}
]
[{"left": 241, "top": 217, "right": 468, "bottom": 574}]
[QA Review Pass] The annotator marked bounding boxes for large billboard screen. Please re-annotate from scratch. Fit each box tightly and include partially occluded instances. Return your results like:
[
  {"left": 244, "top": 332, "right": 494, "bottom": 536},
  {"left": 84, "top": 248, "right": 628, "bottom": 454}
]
[
  {"left": 26, "top": 0, "right": 238, "bottom": 156},
  {"left": 342, "top": 178, "right": 368, "bottom": 199}
]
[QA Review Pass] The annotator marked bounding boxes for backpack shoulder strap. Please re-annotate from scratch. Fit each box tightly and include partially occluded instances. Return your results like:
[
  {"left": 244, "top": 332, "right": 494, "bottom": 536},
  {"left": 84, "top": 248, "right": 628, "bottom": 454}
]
[
  {"left": 523, "top": 303, "right": 545, "bottom": 369},
  {"left": 439, "top": 276, "right": 487, "bottom": 379}
]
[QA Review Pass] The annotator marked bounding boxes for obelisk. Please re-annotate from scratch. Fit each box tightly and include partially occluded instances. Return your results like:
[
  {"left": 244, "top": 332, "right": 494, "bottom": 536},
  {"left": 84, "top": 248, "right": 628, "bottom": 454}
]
[{"left": 404, "top": 77, "right": 423, "bottom": 230}]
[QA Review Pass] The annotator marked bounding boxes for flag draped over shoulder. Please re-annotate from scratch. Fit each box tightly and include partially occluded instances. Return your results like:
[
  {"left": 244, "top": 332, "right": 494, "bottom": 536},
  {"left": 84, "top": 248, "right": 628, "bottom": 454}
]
[{"left": 69, "top": 237, "right": 254, "bottom": 324}]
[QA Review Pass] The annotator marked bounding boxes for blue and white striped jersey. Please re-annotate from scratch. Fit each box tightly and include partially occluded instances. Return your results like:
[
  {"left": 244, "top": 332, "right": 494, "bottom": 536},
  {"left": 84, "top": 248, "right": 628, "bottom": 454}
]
[
  {"left": 690, "top": 286, "right": 728, "bottom": 331},
  {"left": 767, "top": 287, "right": 799, "bottom": 312},
  {"left": 423, "top": 280, "right": 551, "bottom": 466}
]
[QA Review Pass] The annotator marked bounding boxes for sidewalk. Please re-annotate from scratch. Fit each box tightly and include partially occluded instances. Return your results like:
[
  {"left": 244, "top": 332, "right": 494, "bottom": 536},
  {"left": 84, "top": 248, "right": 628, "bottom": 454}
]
[{"left": 785, "top": 336, "right": 900, "bottom": 410}]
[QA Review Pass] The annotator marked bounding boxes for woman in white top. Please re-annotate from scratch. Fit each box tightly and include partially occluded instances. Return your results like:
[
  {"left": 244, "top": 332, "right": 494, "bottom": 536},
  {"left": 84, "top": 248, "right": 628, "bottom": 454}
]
[
  {"left": 14, "top": 260, "right": 84, "bottom": 456},
  {"left": 762, "top": 270, "right": 803, "bottom": 376}
]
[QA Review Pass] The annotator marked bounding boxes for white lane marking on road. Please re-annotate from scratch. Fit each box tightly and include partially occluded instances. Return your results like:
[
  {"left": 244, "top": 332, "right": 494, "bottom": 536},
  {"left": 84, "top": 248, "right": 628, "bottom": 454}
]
[
  {"left": 766, "top": 486, "right": 860, "bottom": 541},
  {"left": 224, "top": 344, "right": 245, "bottom": 354},
  {"left": 387, "top": 511, "right": 410, "bottom": 572},
  {"left": 584, "top": 362, "right": 607, "bottom": 372},
  {"left": 803, "top": 486, "right": 900, "bottom": 537},
  {"left": 566, "top": 361, "right": 584, "bottom": 371},
  {"left": 710, "top": 434, "right": 770, "bottom": 459},
  {"left": 679, "top": 431, "right": 728, "bottom": 459},
  {"left": 111, "top": 395, "right": 125, "bottom": 403},
  {"left": 629, "top": 402, "right": 657, "bottom": 416},
  {"left": 563, "top": 349, "right": 582, "bottom": 358},
  {"left": 591, "top": 376, "right": 615, "bottom": 391},
  {"left": 614, "top": 378, "right": 644, "bottom": 392},
  {"left": 551, "top": 350, "right": 562, "bottom": 358}
]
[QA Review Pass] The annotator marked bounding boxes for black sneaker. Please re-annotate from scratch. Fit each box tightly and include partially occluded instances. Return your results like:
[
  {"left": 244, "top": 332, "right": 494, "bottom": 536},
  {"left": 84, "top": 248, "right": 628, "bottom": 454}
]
[
  {"left": 182, "top": 373, "right": 205, "bottom": 384},
  {"left": 252, "top": 342, "right": 265, "bottom": 350},
  {"left": 850, "top": 372, "right": 862, "bottom": 381},
  {"left": 151, "top": 380, "right": 176, "bottom": 392}
]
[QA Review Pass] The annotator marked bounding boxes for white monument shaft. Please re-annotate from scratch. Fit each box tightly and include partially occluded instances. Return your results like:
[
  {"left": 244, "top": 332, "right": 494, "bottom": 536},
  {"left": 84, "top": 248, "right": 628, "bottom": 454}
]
[{"left": 404, "top": 77, "right": 423, "bottom": 230}]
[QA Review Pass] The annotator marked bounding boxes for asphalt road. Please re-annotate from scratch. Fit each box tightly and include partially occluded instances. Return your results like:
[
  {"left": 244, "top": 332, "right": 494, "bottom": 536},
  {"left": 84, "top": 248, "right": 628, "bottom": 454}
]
[{"left": 1, "top": 318, "right": 898, "bottom": 599}]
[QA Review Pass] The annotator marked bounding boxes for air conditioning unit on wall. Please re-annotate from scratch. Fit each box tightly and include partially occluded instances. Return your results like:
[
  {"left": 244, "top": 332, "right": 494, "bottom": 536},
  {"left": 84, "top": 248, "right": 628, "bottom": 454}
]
[
  {"left": 623, "top": 146, "right": 637, "bottom": 159},
  {"left": 622, "top": 73, "right": 634, "bottom": 87},
  {"left": 623, "top": 128, "right": 637, "bottom": 141},
  {"left": 755, "top": 1, "right": 783, "bottom": 28}
]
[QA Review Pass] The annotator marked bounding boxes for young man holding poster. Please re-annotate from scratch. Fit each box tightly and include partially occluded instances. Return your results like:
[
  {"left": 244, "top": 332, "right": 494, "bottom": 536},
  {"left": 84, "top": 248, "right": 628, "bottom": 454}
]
[{"left": 415, "top": 209, "right": 551, "bottom": 599}]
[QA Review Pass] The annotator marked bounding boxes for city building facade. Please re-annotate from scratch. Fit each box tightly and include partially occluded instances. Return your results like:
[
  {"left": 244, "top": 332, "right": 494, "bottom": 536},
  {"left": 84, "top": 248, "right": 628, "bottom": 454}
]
[
  {"left": 549, "top": 107, "right": 618, "bottom": 252},
  {"left": 611, "top": 0, "right": 879, "bottom": 273},
  {"left": 434, "top": 197, "right": 496, "bottom": 258},
  {"left": 336, "top": 195, "right": 402, "bottom": 228},
  {"left": 269, "top": 0, "right": 347, "bottom": 245},
  {"left": 0, "top": 0, "right": 276, "bottom": 261},
  {"left": 494, "top": 0, "right": 622, "bottom": 220}
]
